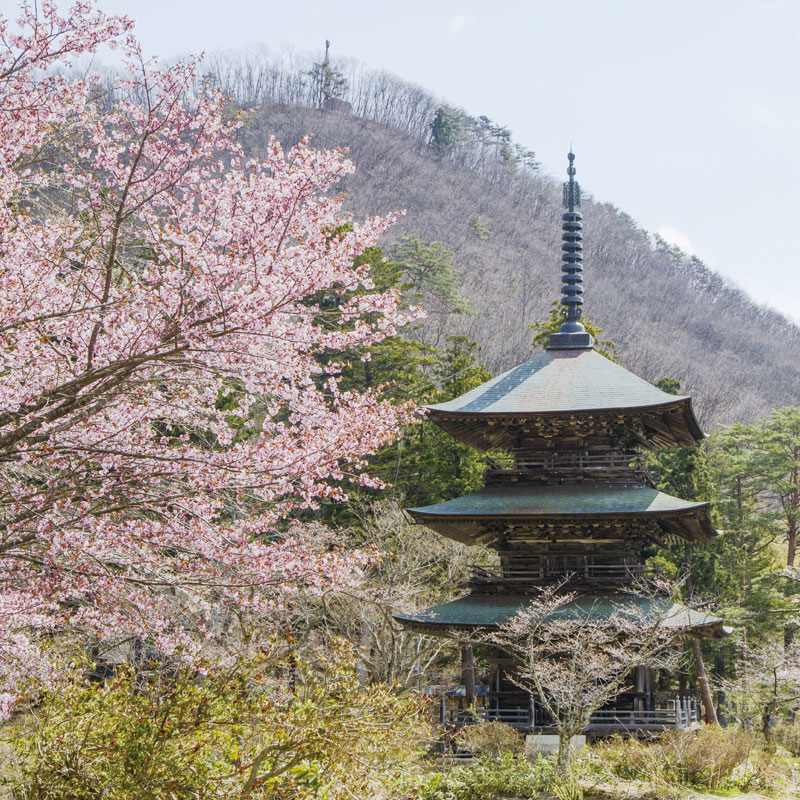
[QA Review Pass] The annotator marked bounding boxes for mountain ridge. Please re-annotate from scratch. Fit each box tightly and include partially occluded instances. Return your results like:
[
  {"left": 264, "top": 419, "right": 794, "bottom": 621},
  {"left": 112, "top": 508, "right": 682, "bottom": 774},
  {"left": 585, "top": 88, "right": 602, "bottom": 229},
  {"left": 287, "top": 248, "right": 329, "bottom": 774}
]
[{"left": 209, "top": 50, "right": 800, "bottom": 427}]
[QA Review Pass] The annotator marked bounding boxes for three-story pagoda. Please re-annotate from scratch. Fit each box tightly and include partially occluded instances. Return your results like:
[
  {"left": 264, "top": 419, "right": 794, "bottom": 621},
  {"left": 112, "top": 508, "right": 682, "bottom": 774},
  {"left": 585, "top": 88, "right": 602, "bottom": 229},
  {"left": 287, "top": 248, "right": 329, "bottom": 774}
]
[{"left": 396, "top": 152, "right": 730, "bottom": 737}]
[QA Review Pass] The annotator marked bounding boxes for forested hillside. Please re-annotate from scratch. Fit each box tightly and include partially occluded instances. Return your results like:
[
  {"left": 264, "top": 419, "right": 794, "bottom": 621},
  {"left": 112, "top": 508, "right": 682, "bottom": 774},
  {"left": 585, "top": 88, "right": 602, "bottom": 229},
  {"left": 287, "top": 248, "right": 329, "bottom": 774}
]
[{"left": 210, "top": 49, "right": 800, "bottom": 427}]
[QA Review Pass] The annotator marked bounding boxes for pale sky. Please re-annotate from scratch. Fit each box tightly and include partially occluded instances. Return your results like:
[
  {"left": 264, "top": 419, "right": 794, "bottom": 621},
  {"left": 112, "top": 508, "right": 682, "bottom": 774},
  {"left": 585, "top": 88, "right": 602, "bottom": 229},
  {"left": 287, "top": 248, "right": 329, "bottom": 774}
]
[{"left": 4, "top": 0, "right": 799, "bottom": 322}]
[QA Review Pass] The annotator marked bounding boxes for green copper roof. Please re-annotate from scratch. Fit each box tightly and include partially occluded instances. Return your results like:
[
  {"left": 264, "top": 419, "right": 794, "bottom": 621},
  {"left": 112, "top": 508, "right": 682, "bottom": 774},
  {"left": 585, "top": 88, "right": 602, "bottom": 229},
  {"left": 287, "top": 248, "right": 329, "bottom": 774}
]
[
  {"left": 428, "top": 349, "right": 688, "bottom": 416},
  {"left": 407, "top": 485, "right": 716, "bottom": 545},
  {"left": 426, "top": 348, "right": 703, "bottom": 448},
  {"left": 394, "top": 593, "right": 731, "bottom": 638},
  {"left": 409, "top": 485, "right": 707, "bottom": 519}
]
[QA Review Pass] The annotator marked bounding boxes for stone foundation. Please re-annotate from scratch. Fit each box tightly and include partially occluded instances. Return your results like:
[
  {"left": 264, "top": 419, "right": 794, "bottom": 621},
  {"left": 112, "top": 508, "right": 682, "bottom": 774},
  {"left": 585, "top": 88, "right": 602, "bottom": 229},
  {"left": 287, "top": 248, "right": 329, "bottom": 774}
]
[{"left": 525, "top": 733, "right": 586, "bottom": 760}]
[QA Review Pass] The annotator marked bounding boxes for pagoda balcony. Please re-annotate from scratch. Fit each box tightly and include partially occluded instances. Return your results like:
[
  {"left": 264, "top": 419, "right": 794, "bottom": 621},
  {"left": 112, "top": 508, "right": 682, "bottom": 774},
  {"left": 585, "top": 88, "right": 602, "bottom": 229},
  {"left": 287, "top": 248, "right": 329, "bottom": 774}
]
[
  {"left": 468, "top": 563, "right": 658, "bottom": 590},
  {"left": 483, "top": 450, "right": 650, "bottom": 486},
  {"left": 439, "top": 695, "right": 702, "bottom": 735}
]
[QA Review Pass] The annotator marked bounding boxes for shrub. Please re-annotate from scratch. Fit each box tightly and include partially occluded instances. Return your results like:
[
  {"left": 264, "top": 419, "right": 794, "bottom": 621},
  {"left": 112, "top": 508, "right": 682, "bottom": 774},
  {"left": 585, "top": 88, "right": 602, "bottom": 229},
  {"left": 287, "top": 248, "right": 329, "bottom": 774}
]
[
  {"left": 724, "top": 755, "right": 790, "bottom": 797},
  {"left": 395, "top": 753, "right": 555, "bottom": 800},
  {"left": 3, "top": 645, "right": 426, "bottom": 800},
  {"left": 552, "top": 769, "right": 584, "bottom": 800},
  {"left": 455, "top": 720, "right": 524, "bottom": 758},
  {"left": 775, "top": 721, "right": 800, "bottom": 757},
  {"left": 656, "top": 726, "right": 754, "bottom": 788},
  {"left": 589, "top": 726, "right": 757, "bottom": 791}
]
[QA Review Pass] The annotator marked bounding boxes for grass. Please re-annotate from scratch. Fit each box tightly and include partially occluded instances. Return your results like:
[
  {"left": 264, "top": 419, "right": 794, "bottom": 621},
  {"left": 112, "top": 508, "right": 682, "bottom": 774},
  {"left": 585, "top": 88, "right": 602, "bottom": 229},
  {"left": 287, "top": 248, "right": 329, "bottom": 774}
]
[{"left": 577, "top": 727, "right": 798, "bottom": 800}]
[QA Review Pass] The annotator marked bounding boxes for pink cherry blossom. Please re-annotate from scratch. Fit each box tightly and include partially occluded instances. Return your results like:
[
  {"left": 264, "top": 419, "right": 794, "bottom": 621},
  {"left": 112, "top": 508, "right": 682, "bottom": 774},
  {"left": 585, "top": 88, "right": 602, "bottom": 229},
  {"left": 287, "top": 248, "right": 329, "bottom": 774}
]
[{"left": 0, "top": 1, "right": 419, "bottom": 714}]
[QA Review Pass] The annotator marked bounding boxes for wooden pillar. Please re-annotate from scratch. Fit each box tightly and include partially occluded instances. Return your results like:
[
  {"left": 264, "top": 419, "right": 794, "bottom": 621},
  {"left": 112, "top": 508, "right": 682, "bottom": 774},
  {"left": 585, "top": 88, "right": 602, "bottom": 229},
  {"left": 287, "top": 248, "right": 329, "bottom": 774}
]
[
  {"left": 461, "top": 645, "right": 475, "bottom": 705},
  {"left": 487, "top": 662, "right": 498, "bottom": 709},
  {"left": 634, "top": 665, "right": 645, "bottom": 711},
  {"left": 645, "top": 666, "right": 655, "bottom": 711},
  {"left": 529, "top": 692, "right": 535, "bottom": 728},
  {"left": 495, "top": 661, "right": 502, "bottom": 712},
  {"left": 690, "top": 638, "right": 718, "bottom": 725}
]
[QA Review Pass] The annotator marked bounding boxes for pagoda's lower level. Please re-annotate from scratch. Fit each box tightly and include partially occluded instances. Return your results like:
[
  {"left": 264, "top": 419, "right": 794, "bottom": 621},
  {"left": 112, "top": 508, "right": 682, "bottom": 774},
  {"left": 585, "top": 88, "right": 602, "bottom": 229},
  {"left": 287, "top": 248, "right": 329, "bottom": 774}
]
[
  {"left": 396, "top": 455, "right": 725, "bottom": 736},
  {"left": 399, "top": 591, "right": 729, "bottom": 738},
  {"left": 433, "top": 676, "right": 706, "bottom": 737}
]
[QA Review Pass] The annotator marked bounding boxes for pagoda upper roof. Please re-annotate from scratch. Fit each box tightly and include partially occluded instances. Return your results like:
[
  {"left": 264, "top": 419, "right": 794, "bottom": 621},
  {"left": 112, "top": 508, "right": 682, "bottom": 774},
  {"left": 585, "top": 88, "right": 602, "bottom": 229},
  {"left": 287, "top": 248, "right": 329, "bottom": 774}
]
[
  {"left": 394, "top": 593, "right": 732, "bottom": 638},
  {"left": 407, "top": 484, "right": 716, "bottom": 544},
  {"left": 427, "top": 348, "right": 703, "bottom": 449}
]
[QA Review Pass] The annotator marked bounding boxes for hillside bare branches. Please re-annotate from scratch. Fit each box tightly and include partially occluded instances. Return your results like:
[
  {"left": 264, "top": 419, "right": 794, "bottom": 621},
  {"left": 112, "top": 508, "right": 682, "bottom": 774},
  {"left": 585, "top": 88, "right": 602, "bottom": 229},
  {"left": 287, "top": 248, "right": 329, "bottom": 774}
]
[{"left": 209, "top": 49, "right": 800, "bottom": 427}]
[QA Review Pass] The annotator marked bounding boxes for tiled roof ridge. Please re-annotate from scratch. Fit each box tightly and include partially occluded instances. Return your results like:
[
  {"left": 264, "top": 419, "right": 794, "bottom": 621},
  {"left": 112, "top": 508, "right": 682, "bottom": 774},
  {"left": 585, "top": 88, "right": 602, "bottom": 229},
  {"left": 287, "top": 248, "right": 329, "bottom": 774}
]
[{"left": 427, "top": 349, "right": 691, "bottom": 416}]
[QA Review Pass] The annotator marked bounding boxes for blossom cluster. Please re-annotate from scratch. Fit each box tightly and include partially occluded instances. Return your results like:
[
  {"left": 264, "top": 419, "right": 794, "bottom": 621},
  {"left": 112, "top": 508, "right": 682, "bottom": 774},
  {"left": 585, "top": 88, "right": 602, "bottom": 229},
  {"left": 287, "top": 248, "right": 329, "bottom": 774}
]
[{"left": 0, "top": 1, "right": 417, "bottom": 711}]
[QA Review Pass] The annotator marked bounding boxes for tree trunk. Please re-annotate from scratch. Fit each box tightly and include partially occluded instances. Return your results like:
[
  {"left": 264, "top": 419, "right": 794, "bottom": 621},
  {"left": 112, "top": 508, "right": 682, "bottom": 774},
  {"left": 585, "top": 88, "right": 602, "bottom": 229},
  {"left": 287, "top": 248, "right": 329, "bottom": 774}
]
[
  {"left": 789, "top": 517, "right": 798, "bottom": 644},
  {"left": 690, "top": 638, "right": 718, "bottom": 724},
  {"left": 762, "top": 699, "right": 776, "bottom": 743},
  {"left": 461, "top": 645, "right": 475, "bottom": 705},
  {"left": 557, "top": 733, "right": 571, "bottom": 771}
]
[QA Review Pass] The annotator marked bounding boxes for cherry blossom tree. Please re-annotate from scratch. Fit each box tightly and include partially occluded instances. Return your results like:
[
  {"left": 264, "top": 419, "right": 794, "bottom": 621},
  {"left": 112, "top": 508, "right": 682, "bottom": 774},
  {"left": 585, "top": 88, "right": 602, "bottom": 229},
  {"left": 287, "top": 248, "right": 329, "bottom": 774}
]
[
  {"left": 0, "top": 1, "right": 416, "bottom": 715},
  {"left": 487, "top": 586, "right": 684, "bottom": 770}
]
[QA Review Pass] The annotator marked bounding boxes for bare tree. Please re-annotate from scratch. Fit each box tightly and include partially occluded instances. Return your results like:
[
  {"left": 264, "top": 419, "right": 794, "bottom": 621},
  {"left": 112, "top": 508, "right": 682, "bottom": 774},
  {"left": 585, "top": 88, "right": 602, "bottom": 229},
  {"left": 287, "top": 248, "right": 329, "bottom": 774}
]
[
  {"left": 718, "top": 640, "right": 800, "bottom": 741},
  {"left": 314, "top": 501, "right": 493, "bottom": 688},
  {"left": 486, "top": 584, "right": 685, "bottom": 770}
]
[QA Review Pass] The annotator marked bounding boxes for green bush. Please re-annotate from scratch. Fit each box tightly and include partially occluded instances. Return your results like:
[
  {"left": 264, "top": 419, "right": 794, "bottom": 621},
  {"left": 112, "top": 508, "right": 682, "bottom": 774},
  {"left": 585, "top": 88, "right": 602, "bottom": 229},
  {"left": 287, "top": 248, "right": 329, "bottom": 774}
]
[
  {"left": 552, "top": 769, "right": 584, "bottom": 800},
  {"left": 775, "top": 721, "right": 800, "bottom": 757},
  {"left": 588, "top": 726, "right": 759, "bottom": 791},
  {"left": 395, "top": 753, "right": 555, "bottom": 800},
  {"left": 3, "top": 645, "right": 426, "bottom": 800}
]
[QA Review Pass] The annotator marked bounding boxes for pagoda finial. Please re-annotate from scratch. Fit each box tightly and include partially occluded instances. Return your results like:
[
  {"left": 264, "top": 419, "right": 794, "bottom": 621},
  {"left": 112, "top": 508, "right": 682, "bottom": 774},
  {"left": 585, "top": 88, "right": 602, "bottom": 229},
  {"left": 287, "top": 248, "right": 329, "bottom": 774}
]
[{"left": 548, "top": 150, "right": 594, "bottom": 350}]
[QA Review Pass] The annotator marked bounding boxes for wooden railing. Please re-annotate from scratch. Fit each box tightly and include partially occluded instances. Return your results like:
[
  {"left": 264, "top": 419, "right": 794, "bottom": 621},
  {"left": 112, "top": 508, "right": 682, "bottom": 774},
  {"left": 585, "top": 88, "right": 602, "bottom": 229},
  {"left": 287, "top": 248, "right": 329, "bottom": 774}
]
[
  {"left": 441, "top": 697, "right": 701, "bottom": 732},
  {"left": 484, "top": 450, "right": 649, "bottom": 485},
  {"left": 469, "top": 563, "right": 657, "bottom": 588},
  {"left": 589, "top": 698, "right": 701, "bottom": 731},
  {"left": 443, "top": 707, "right": 531, "bottom": 728}
]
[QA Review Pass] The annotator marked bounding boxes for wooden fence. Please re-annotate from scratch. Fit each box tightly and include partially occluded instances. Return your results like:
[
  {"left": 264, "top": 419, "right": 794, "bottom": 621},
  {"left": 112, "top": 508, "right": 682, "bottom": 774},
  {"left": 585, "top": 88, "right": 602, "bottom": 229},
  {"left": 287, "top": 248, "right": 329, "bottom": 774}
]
[{"left": 441, "top": 696, "right": 701, "bottom": 733}]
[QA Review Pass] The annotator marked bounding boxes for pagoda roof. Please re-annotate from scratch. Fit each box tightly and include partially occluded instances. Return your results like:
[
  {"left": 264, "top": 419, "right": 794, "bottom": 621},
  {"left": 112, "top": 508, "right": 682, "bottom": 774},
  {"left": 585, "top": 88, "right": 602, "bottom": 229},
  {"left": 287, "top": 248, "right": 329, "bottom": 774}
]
[
  {"left": 394, "top": 593, "right": 732, "bottom": 639},
  {"left": 407, "top": 484, "right": 716, "bottom": 544},
  {"left": 427, "top": 349, "right": 703, "bottom": 449}
]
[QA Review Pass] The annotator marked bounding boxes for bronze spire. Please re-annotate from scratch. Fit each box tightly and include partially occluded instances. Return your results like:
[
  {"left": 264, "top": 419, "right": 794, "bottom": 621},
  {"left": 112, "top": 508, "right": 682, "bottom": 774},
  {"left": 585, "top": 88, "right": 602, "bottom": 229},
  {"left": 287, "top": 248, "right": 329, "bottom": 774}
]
[{"left": 548, "top": 150, "right": 594, "bottom": 349}]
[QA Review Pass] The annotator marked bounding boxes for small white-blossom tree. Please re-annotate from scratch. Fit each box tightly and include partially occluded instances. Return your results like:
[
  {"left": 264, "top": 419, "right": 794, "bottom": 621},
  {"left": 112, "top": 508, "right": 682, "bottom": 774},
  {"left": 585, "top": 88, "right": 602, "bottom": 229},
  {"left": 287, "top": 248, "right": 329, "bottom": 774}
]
[{"left": 488, "top": 585, "right": 685, "bottom": 770}]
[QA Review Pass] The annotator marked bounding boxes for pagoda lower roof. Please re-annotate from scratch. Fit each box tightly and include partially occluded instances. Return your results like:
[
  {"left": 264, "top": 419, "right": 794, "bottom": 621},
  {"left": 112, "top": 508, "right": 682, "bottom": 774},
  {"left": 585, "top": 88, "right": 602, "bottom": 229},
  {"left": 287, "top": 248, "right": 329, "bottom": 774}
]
[
  {"left": 394, "top": 593, "right": 732, "bottom": 639},
  {"left": 407, "top": 484, "right": 716, "bottom": 544},
  {"left": 426, "top": 349, "right": 703, "bottom": 449}
]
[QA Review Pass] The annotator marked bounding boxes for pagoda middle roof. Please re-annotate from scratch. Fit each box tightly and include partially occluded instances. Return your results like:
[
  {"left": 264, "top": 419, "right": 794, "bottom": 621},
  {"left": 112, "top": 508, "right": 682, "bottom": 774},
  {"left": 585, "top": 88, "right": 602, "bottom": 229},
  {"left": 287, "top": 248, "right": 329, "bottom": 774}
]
[
  {"left": 426, "top": 348, "right": 703, "bottom": 448},
  {"left": 394, "top": 593, "right": 732, "bottom": 639},
  {"left": 407, "top": 484, "right": 716, "bottom": 544},
  {"left": 409, "top": 484, "right": 705, "bottom": 518}
]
